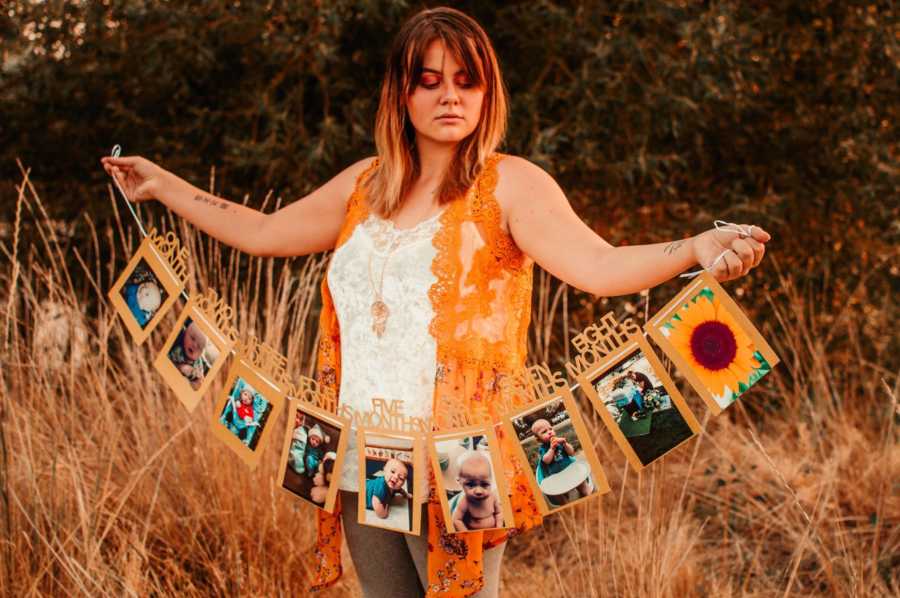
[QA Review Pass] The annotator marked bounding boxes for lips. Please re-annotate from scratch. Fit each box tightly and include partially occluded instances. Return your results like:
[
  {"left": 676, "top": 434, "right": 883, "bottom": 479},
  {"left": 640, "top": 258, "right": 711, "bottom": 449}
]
[{"left": 436, "top": 115, "right": 463, "bottom": 120}]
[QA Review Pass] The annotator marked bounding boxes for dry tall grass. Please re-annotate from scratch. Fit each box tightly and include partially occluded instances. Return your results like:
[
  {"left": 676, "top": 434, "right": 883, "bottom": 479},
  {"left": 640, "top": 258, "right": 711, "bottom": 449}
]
[{"left": 1, "top": 166, "right": 897, "bottom": 597}]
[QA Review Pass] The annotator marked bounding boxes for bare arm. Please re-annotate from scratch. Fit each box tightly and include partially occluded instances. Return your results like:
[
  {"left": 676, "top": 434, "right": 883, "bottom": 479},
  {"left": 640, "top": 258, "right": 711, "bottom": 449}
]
[
  {"left": 371, "top": 494, "right": 390, "bottom": 518},
  {"left": 496, "top": 157, "right": 771, "bottom": 296},
  {"left": 101, "top": 154, "right": 375, "bottom": 257},
  {"left": 452, "top": 496, "right": 470, "bottom": 531},
  {"left": 541, "top": 446, "right": 556, "bottom": 465}
]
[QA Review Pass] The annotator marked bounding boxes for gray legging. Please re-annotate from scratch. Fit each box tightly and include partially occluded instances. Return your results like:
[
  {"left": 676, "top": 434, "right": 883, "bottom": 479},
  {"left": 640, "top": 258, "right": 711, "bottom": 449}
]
[{"left": 340, "top": 491, "right": 506, "bottom": 598}]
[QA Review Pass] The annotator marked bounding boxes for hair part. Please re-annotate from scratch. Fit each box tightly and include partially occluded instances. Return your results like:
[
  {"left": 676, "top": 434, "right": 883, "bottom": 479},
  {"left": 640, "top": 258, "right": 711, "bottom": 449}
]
[{"left": 366, "top": 6, "right": 508, "bottom": 217}]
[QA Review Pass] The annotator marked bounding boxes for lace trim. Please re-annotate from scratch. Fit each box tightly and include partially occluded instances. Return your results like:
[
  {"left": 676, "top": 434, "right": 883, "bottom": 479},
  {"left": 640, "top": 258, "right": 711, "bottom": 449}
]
[
  {"left": 361, "top": 211, "right": 444, "bottom": 253},
  {"left": 428, "top": 153, "right": 533, "bottom": 373},
  {"left": 335, "top": 159, "right": 379, "bottom": 249}
]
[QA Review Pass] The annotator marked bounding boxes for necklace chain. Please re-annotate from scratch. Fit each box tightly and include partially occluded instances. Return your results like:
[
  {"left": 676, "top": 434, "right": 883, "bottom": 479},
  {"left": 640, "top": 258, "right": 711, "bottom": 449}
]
[{"left": 367, "top": 227, "right": 403, "bottom": 338}]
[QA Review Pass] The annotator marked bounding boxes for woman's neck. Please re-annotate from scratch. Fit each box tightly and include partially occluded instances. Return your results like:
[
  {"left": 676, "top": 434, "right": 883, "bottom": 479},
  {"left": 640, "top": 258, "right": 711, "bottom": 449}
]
[{"left": 414, "top": 136, "right": 456, "bottom": 184}]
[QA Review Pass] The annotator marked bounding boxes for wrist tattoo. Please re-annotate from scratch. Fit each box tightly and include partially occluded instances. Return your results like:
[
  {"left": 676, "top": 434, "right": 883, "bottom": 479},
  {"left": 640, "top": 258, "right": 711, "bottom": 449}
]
[
  {"left": 664, "top": 239, "right": 687, "bottom": 256},
  {"left": 193, "top": 194, "right": 230, "bottom": 210}
]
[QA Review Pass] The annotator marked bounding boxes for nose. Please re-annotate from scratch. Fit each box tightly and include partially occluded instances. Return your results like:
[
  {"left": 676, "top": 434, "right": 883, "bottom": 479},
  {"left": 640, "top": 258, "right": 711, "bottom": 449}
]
[{"left": 440, "top": 80, "right": 460, "bottom": 105}]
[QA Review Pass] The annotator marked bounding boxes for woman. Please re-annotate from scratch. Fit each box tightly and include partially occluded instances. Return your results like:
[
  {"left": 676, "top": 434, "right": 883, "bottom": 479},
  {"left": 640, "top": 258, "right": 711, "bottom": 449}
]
[{"left": 101, "top": 7, "right": 770, "bottom": 597}]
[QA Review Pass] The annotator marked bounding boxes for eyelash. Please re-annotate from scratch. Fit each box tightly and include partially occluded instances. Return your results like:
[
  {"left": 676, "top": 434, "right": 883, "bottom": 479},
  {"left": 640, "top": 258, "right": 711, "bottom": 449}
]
[{"left": 420, "top": 78, "right": 475, "bottom": 90}]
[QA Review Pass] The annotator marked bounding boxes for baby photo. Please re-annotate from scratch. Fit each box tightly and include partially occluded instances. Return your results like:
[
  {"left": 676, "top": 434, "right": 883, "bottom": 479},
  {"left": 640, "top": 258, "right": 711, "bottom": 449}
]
[
  {"left": 358, "top": 432, "right": 420, "bottom": 534},
  {"left": 279, "top": 402, "right": 346, "bottom": 512},
  {"left": 588, "top": 341, "right": 699, "bottom": 469},
  {"left": 153, "top": 296, "right": 235, "bottom": 413},
  {"left": 118, "top": 258, "right": 168, "bottom": 329},
  {"left": 219, "top": 377, "right": 273, "bottom": 451},
  {"left": 165, "top": 317, "right": 220, "bottom": 391},
  {"left": 431, "top": 428, "right": 513, "bottom": 534},
  {"left": 647, "top": 271, "right": 779, "bottom": 414},
  {"left": 211, "top": 355, "right": 286, "bottom": 470},
  {"left": 507, "top": 395, "right": 608, "bottom": 513}
]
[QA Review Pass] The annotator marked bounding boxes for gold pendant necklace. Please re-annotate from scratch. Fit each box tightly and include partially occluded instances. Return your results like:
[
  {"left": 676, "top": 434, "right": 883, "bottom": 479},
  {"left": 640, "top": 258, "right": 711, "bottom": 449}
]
[{"left": 368, "top": 229, "right": 402, "bottom": 338}]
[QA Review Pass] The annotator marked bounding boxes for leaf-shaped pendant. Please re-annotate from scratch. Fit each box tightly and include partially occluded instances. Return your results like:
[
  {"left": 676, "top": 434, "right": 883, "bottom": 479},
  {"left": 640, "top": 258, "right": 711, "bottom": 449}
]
[{"left": 371, "top": 300, "right": 389, "bottom": 337}]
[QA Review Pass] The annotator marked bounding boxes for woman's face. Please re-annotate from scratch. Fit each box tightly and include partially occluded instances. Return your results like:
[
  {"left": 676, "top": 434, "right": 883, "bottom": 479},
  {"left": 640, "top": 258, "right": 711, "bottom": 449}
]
[{"left": 406, "top": 39, "right": 485, "bottom": 146}]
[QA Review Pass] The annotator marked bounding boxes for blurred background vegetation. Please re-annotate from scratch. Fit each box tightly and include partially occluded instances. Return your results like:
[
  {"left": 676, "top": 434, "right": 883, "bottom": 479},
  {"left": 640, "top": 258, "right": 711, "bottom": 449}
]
[
  {"left": 2, "top": 2, "right": 898, "bottom": 596},
  {"left": 3, "top": 0, "right": 897, "bottom": 308}
]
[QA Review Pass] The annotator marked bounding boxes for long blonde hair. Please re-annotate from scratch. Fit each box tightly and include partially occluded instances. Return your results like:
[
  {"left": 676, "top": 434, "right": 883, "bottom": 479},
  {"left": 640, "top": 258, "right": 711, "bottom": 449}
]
[{"left": 365, "top": 7, "right": 508, "bottom": 217}]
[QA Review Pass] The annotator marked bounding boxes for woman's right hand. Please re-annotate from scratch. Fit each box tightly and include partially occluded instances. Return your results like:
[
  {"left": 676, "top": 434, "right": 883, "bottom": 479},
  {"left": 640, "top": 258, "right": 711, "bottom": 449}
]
[{"left": 100, "top": 155, "right": 169, "bottom": 202}]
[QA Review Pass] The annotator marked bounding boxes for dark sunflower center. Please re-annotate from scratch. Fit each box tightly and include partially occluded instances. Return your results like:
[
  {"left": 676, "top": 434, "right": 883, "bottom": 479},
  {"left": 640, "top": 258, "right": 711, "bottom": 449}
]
[{"left": 689, "top": 320, "right": 737, "bottom": 370}]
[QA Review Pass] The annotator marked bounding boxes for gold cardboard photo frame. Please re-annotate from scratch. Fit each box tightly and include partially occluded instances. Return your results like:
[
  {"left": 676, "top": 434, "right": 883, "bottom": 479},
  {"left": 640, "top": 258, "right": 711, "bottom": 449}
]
[
  {"left": 645, "top": 271, "right": 780, "bottom": 415},
  {"left": 356, "top": 428, "right": 423, "bottom": 536},
  {"left": 211, "top": 357, "right": 286, "bottom": 470},
  {"left": 107, "top": 233, "right": 185, "bottom": 345},
  {"left": 277, "top": 399, "right": 349, "bottom": 513},
  {"left": 501, "top": 389, "right": 610, "bottom": 516},
  {"left": 577, "top": 333, "right": 701, "bottom": 472},
  {"left": 428, "top": 424, "right": 515, "bottom": 535},
  {"left": 153, "top": 294, "right": 234, "bottom": 412}
]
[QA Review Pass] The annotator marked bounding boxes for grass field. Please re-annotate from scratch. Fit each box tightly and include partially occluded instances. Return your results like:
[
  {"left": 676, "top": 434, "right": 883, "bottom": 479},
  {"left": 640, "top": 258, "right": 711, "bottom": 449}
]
[{"left": 1, "top": 170, "right": 897, "bottom": 596}]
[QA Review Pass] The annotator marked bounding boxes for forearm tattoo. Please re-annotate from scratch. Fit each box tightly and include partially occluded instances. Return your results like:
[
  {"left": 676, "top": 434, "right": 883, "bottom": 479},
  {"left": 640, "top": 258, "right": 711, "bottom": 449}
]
[
  {"left": 664, "top": 239, "right": 687, "bottom": 256},
  {"left": 193, "top": 194, "right": 231, "bottom": 211}
]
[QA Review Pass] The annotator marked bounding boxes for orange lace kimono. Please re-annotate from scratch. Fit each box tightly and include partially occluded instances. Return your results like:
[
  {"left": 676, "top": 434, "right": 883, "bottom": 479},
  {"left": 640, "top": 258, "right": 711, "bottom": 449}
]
[{"left": 311, "top": 153, "right": 543, "bottom": 596}]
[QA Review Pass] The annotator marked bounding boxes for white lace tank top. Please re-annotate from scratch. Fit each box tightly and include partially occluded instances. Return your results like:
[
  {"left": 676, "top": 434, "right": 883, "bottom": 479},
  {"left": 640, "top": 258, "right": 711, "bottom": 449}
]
[{"left": 326, "top": 208, "right": 445, "bottom": 492}]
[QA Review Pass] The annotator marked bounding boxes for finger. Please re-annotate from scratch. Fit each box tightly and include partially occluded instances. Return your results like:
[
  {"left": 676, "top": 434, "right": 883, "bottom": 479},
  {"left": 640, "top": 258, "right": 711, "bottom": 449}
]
[
  {"left": 718, "top": 251, "right": 741, "bottom": 281},
  {"left": 745, "top": 237, "right": 765, "bottom": 267},
  {"left": 731, "top": 238, "right": 755, "bottom": 274},
  {"left": 104, "top": 155, "right": 141, "bottom": 166},
  {"left": 746, "top": 224, "right": 771, "bottom": 243}
]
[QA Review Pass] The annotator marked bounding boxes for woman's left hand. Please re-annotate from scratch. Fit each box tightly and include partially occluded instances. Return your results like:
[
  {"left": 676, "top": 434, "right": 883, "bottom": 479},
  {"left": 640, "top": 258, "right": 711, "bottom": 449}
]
[{"left": 692, "top": 223, "right": 772, "bottom": 282}]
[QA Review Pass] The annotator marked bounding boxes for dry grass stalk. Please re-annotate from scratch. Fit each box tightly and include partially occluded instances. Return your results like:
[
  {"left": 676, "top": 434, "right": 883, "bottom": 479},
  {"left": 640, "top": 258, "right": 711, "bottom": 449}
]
[{"left": 0, "top": 167, "right": 896, "bottom": 597}]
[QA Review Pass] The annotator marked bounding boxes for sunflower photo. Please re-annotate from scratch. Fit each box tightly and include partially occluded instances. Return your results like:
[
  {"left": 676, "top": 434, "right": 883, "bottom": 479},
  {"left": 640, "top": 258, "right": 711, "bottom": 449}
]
[{"left": 646, "top": 271, "right": 780, "bottom": 415}]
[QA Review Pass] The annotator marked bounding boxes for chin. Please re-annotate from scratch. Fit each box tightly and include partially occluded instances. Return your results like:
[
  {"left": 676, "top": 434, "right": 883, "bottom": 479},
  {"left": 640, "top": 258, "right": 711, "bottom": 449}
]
[{"left": 424, "top": 129, "right": 475, "bottom": 144}]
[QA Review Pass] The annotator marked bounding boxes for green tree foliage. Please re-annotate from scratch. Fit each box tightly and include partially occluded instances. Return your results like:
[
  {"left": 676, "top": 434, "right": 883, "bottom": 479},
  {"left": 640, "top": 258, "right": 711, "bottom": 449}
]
[{"left": 2, "top": 0, "right": 897, "bottom": 340}]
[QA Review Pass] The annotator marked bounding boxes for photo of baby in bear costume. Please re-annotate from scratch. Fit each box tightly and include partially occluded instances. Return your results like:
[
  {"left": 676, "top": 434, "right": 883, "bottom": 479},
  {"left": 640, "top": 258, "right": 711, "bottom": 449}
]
[
  {"left": 119, "top": 258, "right": 167, "bottom": 329},
  {"left": 280, "top": 408, "right": 342, "bottom": 508}
]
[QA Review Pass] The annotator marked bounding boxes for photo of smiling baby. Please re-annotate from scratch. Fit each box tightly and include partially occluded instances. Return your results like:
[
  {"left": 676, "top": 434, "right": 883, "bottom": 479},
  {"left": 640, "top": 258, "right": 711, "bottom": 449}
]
[
  {"left": 430, "top": 427, "right": 514, "bottom": 534},
  {"left": 358, "top": 431, "right": 421, "bottom": 534}
]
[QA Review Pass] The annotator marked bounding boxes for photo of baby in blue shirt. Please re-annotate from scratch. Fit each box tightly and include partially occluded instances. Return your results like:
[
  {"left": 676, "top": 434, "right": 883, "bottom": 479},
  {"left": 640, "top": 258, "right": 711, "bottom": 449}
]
[{"left": 361, "top": 437, "right": 415, "bottom": 533}]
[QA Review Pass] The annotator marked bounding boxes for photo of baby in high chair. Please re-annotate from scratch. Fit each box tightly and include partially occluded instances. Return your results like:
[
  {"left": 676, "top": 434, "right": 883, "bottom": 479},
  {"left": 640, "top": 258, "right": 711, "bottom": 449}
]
[
  {"left": 358, "top": 431, "right": 420, "bottom": 534},
  {"left": 218, "top": 377, "right": 272, "bottom": 451},
  {"left": 430, "top": 427, "right": 514, "bottom": 534},
  {"left": 279, "top": 403, "right": 345, "bottom": 512},
  {"left": 119, "top": 259, "right": 167, "bottom": 329},
  {"left": 507, "top": 395, "right": 610, "bottom": 514}
]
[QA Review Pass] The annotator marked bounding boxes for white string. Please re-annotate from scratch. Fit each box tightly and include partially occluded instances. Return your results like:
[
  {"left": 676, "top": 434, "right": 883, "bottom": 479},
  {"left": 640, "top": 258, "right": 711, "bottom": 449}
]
[
  {"left": 109, "top": 145, "right": 150, "bottom": 238},
  {"left": 679, "top": 219, "right": 755, "bottom": 279},
  {"left": 107, "top": 145, "right": 249, "bottom": 364},
  {"left": 109, "top": 145, "right": 192, "bottom": 303}
]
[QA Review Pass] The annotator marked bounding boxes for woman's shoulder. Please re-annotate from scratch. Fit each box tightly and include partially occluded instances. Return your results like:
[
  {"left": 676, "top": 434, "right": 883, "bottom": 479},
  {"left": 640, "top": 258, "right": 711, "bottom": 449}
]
[
  {"left": 492, "top": 153, "right": 560, "bottom": 232},
  {"left": 494, "top": 153, "right": 558, "bottom": 192},
  {"left": 338, "top": 156, "right": 379, "bottom": 189}
]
